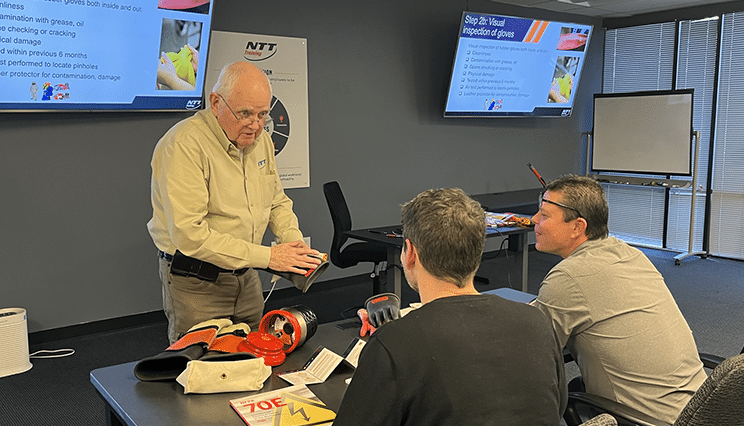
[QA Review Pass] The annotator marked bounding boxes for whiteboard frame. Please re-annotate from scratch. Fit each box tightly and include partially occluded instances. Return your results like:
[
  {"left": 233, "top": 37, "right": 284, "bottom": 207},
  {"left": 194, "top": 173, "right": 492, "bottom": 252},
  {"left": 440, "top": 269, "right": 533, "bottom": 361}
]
[{"left": 591, "top": 89, "right": 694, "bottom": 176}]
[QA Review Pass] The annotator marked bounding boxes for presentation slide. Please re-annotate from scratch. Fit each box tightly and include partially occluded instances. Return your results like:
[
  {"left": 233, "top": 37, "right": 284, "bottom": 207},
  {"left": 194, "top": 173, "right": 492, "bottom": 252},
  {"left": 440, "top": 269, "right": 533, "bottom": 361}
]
[
  {"left": 0, "top": 0, "right": 213, "bottom": 111},
  {"left": 444, "top": 12, "right": 592, "bottom": 117}
]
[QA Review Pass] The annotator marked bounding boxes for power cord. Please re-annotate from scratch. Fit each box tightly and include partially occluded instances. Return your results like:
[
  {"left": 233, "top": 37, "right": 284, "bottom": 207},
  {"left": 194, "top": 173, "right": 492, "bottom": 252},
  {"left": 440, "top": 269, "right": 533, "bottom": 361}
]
[
  {"left": 29, "top": 349, "right": 75, "bottom": 359},
  {"left": 485, "top": 228, "right": 515, "bottom": 290},
  {"left": 264, "top": 278, "right": 279, "bottom": 303}
]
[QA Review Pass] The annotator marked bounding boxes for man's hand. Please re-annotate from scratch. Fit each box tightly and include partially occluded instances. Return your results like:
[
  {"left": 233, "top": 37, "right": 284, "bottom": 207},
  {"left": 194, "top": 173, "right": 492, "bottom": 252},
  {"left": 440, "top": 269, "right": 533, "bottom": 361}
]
[
  {"left": 269, "top": 241, "right": 322, "bottom": 274},
  {"left": 157, "top": 52, "right": 195, "bottom": 91},
  {"left": 357, "top": 309, "right": 377, "bottom": 336},
  {"left": 364, "top": 293, "right": 400, "bottom": 328}
]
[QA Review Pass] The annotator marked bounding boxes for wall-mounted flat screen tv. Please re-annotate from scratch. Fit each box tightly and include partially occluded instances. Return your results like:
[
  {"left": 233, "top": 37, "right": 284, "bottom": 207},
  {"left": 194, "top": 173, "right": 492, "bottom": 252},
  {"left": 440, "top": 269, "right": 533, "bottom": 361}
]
[
  {"left": 0, "top": 0, "right": 214, "bottom": 112},
  {"left": 444, "top": 11, "right": 592, "bottom": 118}
]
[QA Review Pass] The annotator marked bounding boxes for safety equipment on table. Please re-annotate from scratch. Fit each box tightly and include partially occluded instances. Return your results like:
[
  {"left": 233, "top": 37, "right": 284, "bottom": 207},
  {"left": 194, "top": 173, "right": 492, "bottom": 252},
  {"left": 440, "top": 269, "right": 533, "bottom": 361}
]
[
  {"left": 134, "top": 318, "right": 232, "bottom": 381},
  {"left": 200, "top": 323, "right": 257, "bottom": 362},
  {"left": 174, "top": 322, "right": 267, "bottom": 393},
  {"left": 364, "top": 293, "right": 401, "bottom": 328},
  {"left": 237, "top": 332, "right": 286, "bottom": 366},
  {"left": 134, "top": 319, "right": 274, "bottom": 393},
  {"left": 261, "top": 253, "right": 329, "bottom": 293},
  {"left": 176, "top": 357, "right": 271, "bottom": 394},
  {"left": 259, "top": 305, "right": 318, "bottom": 354},
  {"left": 135, "top": 306, "right": 322, "bottom": 384}
]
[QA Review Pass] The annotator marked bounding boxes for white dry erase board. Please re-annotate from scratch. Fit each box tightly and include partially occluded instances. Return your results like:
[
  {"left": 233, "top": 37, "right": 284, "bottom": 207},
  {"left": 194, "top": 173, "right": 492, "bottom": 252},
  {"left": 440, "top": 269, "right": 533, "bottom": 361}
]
[{"left": 591, "top": 89, "right": 694, "bottom": 176}]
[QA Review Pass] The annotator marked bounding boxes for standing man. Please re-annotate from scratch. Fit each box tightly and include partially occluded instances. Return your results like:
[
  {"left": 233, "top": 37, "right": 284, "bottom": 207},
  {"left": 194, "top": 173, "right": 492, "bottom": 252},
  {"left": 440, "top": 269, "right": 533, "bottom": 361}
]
[
  {"left": 531, "top": 175, "right": 706, "bottom": 423},
  {"left": 148, "top": 61, "right": 321, "bottom": 343},
  {"left": 334, "top": 188, "right": 567, "bottom": 426}
]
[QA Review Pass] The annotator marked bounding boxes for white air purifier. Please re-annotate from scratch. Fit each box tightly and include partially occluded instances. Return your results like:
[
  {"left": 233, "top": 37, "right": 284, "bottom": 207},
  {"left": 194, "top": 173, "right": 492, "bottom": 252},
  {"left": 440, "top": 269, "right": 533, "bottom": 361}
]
[{"left": 0, "top": 308, "right": 33, "bottom": 378}]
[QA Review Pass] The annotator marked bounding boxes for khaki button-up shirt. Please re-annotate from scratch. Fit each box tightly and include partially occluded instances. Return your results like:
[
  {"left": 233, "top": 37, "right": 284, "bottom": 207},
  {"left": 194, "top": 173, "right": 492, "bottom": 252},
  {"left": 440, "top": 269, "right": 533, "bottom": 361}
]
[{"left": 147, "top": 109, "right": 303, "bottom": 270}]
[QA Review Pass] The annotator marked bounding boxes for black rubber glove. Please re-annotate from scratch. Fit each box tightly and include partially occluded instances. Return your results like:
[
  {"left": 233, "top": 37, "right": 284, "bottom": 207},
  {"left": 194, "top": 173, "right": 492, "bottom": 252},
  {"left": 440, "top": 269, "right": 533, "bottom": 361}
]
[{"left": 364, "top": 293, "right": 401, "bottom": 328}]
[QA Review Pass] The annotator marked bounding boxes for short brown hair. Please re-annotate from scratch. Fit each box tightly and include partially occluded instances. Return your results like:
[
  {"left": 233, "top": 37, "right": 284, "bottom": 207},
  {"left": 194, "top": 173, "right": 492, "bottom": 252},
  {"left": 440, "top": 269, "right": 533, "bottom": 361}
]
[
  {"left": 401, "top": 188, "right": 485, "bottom": 287},
  {"left": 546, "top": 175, "right": 609, "bottom": 240}
]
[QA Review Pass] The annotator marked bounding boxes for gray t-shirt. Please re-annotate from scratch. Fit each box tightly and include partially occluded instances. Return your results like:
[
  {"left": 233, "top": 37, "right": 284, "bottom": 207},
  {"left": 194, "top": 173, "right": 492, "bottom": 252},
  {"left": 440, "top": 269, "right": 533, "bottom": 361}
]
[{"left": 536, "top": 236, "right": 707, "bottom": 423}]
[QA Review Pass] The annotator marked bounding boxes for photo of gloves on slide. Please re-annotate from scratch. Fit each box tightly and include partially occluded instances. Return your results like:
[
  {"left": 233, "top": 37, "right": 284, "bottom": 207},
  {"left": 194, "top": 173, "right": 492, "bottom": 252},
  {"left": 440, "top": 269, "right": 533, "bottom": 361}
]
[
  {"left": 157, "top": 44, "right": 199, "bottom": 91},
  {"left": 156, "top": 19, "right": 203, "bottom": 91},
  {"left": 548, "top": 56, "right": 579, "bottom": 104}
]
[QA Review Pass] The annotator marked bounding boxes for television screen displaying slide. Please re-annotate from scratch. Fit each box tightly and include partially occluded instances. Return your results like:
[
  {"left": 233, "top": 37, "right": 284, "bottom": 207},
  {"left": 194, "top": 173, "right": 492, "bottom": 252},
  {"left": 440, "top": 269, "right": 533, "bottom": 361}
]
[
  {"left": 444, "top": 11, "right": 592, "bottom": 118},
  {"left": 0, "top": 0, "right": 214, "bottom": 111}
]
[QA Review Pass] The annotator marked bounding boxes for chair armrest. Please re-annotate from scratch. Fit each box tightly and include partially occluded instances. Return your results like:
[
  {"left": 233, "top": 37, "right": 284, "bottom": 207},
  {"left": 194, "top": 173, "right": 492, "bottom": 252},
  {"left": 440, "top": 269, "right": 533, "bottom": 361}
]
[
  {"left": 563, "top": 347, "right": 574, "bottom": 363},
  {"left": 699, "top": 352, "right": 725, "bottom": 370},
  {"left": 566, "top": 392, "right": 670, "bottom": 426}
]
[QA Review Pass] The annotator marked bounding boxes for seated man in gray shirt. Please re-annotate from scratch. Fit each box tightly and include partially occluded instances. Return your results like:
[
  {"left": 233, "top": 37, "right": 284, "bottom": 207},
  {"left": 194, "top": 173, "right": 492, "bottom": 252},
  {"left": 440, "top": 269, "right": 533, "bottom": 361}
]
[{"left": 531, "top": 175, "right": 706, "bottom": 423}]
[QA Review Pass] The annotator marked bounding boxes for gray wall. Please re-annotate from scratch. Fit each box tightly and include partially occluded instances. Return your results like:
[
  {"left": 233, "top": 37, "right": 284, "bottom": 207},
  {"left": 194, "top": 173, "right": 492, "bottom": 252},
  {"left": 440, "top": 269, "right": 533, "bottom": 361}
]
[{"left": 0, "top": 0, "right": 602, "bottom": 332}]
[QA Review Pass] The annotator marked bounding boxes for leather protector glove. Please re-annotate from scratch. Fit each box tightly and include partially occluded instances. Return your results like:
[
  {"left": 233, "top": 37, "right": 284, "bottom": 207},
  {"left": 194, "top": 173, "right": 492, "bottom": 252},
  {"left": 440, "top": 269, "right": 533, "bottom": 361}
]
[
  {"left": 200, "top": 323, "right": 256, "bottom": 362},
  {"left": 134, "top": 318, "right": 232, "bottom": 381},
  {"left": 364, "top": 293, "right": 401, "bottom": 328}
]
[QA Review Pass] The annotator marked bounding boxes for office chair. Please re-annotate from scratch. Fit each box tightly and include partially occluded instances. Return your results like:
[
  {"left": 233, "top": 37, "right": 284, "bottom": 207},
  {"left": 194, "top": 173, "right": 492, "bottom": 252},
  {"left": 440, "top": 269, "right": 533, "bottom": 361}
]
[
  {"left": 323, "top": 181, "right": 388, "bottom": 294},
  {"left": 563, "top": 352, "right": 744, "bottom": 426},
  {"left": 581, "top": 414, "right": 618, "bottom": 426}
]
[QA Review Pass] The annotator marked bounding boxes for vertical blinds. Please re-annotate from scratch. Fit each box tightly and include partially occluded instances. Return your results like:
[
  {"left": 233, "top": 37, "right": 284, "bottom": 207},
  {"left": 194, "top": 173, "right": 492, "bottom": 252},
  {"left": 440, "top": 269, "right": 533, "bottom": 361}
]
[
  {"left": 602, "top": 23, "right": 674, "bottom": 247},
  {"left": 603, "top": 23, "right": 675, "bottom": 93},
  {"left": 711, "top": 13, "right": 744, "bottom": 258},
  {"left": 670, "top": 18, "right": 718, "bottom": 252},
  {"left": 604, "top": 15, "right": 744, "bottom": 260}
]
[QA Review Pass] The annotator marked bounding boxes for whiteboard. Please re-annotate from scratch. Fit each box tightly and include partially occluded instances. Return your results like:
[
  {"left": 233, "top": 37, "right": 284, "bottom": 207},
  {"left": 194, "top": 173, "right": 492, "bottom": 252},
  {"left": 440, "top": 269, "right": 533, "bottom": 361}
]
[{"left": 591, "top": 90, "right": 694, "bottom": 175}]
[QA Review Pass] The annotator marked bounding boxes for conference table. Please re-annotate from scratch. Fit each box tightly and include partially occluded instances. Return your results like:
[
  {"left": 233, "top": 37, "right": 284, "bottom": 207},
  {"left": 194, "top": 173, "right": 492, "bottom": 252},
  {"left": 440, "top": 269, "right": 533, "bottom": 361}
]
[
  {"left": 344, "top": 188, "right": 541, "bottom": 297},
  {"left": 90, "top": 321, "right": 363, "bottom": 426},
  {"left": 89, "top": 288, "right": 533, "bottom": 426}
]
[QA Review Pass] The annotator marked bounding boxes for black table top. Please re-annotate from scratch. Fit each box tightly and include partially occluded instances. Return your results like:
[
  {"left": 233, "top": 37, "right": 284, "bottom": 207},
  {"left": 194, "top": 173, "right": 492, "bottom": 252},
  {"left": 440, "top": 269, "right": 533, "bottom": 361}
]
[{"left": 90, "top": 321, "right": 365, "bottom": 426}]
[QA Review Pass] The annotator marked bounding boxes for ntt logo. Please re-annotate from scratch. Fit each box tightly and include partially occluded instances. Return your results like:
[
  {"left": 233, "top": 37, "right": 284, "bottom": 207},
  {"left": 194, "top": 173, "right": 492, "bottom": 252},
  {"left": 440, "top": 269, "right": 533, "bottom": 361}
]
[
  {"left": 186, "top": 100, "right": 202, "bottom": 109},
  {"left": 244, "top": 41, "right": 278, "bottom": 61}
]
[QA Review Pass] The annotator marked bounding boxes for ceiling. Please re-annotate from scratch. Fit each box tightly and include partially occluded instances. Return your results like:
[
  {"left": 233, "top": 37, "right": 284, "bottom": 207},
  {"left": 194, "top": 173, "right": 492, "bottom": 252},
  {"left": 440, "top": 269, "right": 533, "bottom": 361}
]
[{"left": 491, "top": 0, "right": 737, "bottom": 18}]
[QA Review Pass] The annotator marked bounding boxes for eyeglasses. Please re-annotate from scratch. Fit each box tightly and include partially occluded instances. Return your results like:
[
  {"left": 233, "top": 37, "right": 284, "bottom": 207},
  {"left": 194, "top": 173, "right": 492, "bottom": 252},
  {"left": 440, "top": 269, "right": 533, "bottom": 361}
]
[
  {"left": 217, "top": 93, "right": 272, "bottom": 125},
  {"left": 539, "top": 192, "right": 583, "bottom": 218}
]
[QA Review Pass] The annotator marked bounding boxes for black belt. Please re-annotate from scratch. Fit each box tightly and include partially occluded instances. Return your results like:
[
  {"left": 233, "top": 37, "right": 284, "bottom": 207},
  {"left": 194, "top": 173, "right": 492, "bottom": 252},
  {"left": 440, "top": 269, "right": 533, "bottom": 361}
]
[{"left": 159, "top": 250, "right": 249, "bottom": 280}]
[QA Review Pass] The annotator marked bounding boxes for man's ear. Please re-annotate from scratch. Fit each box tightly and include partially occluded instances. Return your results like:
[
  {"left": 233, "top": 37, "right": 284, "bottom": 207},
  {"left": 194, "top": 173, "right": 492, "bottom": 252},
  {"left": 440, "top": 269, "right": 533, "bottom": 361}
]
[
  {"left": 402, "top": 239, "right": 417, "bottom": 268},
  {"left": 209, "top": 92, "right": 221, "bottom": 116},
  {"left": 572, "top": 217, "right": 588, "bottom": 238}
]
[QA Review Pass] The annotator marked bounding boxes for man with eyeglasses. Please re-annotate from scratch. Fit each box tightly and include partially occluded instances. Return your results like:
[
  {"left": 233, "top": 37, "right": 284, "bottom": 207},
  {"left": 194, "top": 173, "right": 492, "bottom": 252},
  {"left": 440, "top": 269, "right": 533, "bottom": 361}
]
[
  {"left": 531, "top": 175, "right": 706, "bottom": 423},
  {"left": 148, "top": 61, "right": 321, "bottom": 343}
]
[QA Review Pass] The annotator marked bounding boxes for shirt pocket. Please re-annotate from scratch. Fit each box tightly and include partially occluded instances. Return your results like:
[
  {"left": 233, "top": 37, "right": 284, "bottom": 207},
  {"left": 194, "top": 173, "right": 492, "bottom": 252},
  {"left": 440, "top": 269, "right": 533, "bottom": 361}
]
[{"left": 258, "top": 174, "right": 277, "bottom": 209}]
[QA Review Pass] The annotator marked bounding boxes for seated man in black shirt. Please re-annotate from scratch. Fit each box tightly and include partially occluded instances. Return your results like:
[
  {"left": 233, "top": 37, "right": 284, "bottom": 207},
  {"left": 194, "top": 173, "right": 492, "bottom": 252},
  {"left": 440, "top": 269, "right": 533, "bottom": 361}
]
[{"left": 334, "top": 188, "right": 567, "bottom": 426}]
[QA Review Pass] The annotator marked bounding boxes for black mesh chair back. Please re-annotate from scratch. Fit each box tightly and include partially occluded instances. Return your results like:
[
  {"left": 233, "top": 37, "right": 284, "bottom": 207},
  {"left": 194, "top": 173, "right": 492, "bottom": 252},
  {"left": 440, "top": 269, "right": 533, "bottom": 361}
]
[
  {"left": 565, "top": 352, "right": 744, "bottom": 426},
  {"left": 581, "top": 414, "right": 618, "bottom": 426},
  {"left": 322, "top": 182, "right": 387, "bottom": 295},
  {"left": 323, "top": 181, "right": 354, "bottom": 267},
  {"left": 673, "top": 352, "right": 744, "bottom": 425}
]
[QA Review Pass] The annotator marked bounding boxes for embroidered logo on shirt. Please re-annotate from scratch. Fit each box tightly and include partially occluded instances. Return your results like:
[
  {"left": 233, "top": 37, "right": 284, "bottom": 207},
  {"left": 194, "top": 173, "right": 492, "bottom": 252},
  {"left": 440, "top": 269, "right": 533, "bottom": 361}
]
[{"left": 258, "top": 159, "right": 267, "bottom": 169}]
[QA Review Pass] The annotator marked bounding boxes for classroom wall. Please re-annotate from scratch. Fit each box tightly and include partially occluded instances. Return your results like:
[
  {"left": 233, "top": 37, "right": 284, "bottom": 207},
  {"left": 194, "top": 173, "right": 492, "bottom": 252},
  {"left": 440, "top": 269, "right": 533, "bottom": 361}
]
[{"left": 0, "top": 0, "right": 602, "bottom": 332}]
